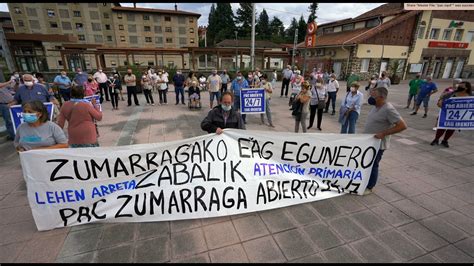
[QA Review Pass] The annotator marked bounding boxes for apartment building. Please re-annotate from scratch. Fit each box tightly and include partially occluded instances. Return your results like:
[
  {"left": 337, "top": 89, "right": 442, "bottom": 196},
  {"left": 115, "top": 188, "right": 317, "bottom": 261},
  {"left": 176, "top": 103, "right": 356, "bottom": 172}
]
[{"left": 6, "top": 3, "right": 200, "bottom": 72}]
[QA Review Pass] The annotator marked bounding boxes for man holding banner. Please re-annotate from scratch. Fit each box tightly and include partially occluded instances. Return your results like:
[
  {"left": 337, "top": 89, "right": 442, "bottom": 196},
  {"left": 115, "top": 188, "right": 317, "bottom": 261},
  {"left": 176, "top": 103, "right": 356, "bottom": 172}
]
[{"left": 201, "top": 91, "right": 245, "bottom": 134}]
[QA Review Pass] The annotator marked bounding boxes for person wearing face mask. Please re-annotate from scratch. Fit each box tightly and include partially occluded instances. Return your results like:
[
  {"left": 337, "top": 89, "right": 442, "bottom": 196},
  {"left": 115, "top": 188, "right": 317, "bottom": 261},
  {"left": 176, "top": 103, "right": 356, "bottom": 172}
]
[
  {"left": 201, "top": 92, "right": 245, "bottom": 134},
  {"left": 83, "top": 75, "right": 99, "bottom": 97},
  {"left": 431, "top": 81, "right": 472, "bottom": 148},
  {"left": 259, "top": 74, "right": 274, "bottom": 128},
  {"left": 53, "top": 71, "right": 72, "bottom": 102},
  {"left": 207, "top": 69, "right": 222, "bottom": 109},
  {"left": 157, "top": 70, "right": 168, "bottom": 104},
  {"left": 188, "top": 80, "right": 201, "bottom": 108},
  {"left": 230, "top": 71, "right": 249, "bottom": 124},
  {"left": 124, "top": 68, "right": 140, "bottom": 106},
  {"left": 325, "top": 74, "right": 339, "bottom": 115},
  {"left": 108, "top": 74, "right": 122, "bottom": 110},
  {"left": 173, "top": 70, "right": 186, "bottom": 105},
  {"left": 73, "top": 67, "right": 88, "bottom": 87},
  {"left": 293, "top": 81, "right": 312, "bottom": 133},
  {"left": 281, "top": 65, "right": 293, "bottom": 98},
  {"left": 362, "top": 87, "right": 407, "bottom": 195},
  {"left": 93, "top": 68, "right": 110, "bottom": 103},
  {"left": 340, "top": 82, "right": 363, "bottom": 134},
  {"left": 14, "top": 100, "right": 68, "bottom": 152},
  {"left": 406, "top": 73, "right": 423, "bottom": 110},
  {"left": 141, "top": 71, "right": 154, "bottom": 106},
  {"left": 308, "top": 77, "right": 327, "bottom": 131},
  {"left": 219, "top": 69, "right": 230, "bottom": 94},
  {"left": 411, "top": 76, "right": 438, "bottom": 118},
  {"left": 10, "top": 74, "right": 59, "bottom": 107}
]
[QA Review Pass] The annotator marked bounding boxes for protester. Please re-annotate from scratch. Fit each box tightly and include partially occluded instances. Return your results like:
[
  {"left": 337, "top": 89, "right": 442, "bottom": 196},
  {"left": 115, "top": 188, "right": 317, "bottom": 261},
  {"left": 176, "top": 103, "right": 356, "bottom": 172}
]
[
  {"left": 208, "top": 69, "right": 222, "bottom": 109},
  {"left": 293, "top": 81, "right": 311, "bottom": 133},
  {"left": 365, "top": 75, "right": 378, "bottom": 101},
  {"left": 83, "top": 75, "right": 99, "bottom": 97},
  {"left": 281, "top": 65, "right": 293, "bottom": 97},
  {"left": 73, "top": 67, "right": 88, "bottom": 87},
  {"left": 141, "top": 71, "right": 154, "bottom": 106},
  {"left": 406, "top": 73, "right": 423, "bottom": 109},
  {"left": 363, "top": 87, "right": 407, "bottom": 195},
  {"left": 57, "top": 86, "right": 102, "bottom": 148},
  {"left": 376, "top": 72, "right": 391, "bottom": 89},
  {"left": 259, "top": 74, "right": 274, "bottom": 127},
  {"left": 308, "top": 78, "right": 327, "bottom": 131},
  {"left": 186, "top": 71, "right": 198, "bottom": 89},
  {"left": 220, "top": 69, "right": 230, "bottom": 93},
  {"left": 124, "top": 68, "right": 139, "bottom": 106},
  {"left": 247, "top": 71, "right": 255, "bottom": 87},
  {"left": 0, "top": 79, "right": 16, "bottom": 140},
  {"left": 93, "top": 68, "right": 109, "bottom": 103},
  {"left": 411, "top": 75, "right": 437, "bottom": 118},
  {"left": 188, "top": 80, "right": 201, "bottom": 108},
  {"left": 53, "top": 71, "right": 72, "bottom": 102},
  {"left": 157, "top": 69, "right": 168, "bottom": 104},
  {"left": 271, "top": 69, "right": 277, "bottom": 89},
  {"left": 198, "top": 74, "right": 207, "bottom": 92},
  {"left": 325, "top": 73, "right": 339, "bottom": 115},
  {"left": 173, "top": 69, "right": 186, "bottom": 105},
  {"left": 112, "top": 68, "right": 125, "bottom": 101},
  {"left": 289, "top": 70, "right": 304, "bottom": 108},
  {"left": 10, "top": 74, "right": 59, "bottom": 106},
  {"left": 201, "top": 91, "right": 245, "bottom": 134},
  {"left": 431, "top": 81, "right": 472, "bottom": 148},
  {"left": 14, "top": 100, "right": 68, "bottom": 151},
  {"left": 230, "top": 71, "right": 249, "bottom": 124},
  {"left": 340, "top": 82, "right": 363, "bottom": 134},
  {"left": 107, "top": 73, "right": 121, "bottom": 110},
  {"left": 346, "top": 72, "right": 360, "bottom": 93},
  {"left": 441, "top": 78, "right": 462, "bottom": 97}
]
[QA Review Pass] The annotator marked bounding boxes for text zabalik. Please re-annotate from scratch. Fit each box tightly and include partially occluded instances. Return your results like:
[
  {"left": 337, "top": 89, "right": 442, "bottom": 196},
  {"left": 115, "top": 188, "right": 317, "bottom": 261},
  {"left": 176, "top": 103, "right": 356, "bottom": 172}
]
[{"left": 20, "top": 130, "right": 380, "bottom": 231}]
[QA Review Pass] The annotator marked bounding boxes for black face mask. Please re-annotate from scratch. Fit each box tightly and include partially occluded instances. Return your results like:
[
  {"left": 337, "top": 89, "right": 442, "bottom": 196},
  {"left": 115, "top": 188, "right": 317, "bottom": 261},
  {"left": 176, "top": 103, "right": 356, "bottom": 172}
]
[
  {"left": 88, "top": 79, "right": 92, "bottom": 82},
  {"left": 127, "top": 73, "right": 132, "bottom": 76},
  {"left": 455, "top": 87, "right": 465, "bottom": 92}
]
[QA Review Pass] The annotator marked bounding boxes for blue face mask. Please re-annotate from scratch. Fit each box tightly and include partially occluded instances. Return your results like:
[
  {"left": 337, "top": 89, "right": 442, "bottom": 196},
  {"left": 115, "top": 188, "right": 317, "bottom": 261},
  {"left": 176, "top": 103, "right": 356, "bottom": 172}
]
[
  {"left": 221, "top": 104, "right": 232, "bottom": 111},
  {"left": 23, "top": 113, "right": 39, "bottom": 123},
  {"left": 368, "top": 96, "right": 376, "bottom": 105}
]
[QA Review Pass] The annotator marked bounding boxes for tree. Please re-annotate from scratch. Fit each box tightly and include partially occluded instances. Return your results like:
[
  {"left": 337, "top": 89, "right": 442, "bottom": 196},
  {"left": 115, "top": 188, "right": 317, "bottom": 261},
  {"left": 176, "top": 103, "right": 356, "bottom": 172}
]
[
  {"left": 206, "top": 4, "right": 217, "bottom": 46},
  {"left": 213, "top": 3, "right": 237, "bottom": 45},
  {"left": 256, "top": 9, "right": 270, "bottom": 40},
  {"left": 297, "top": 15, "right": 307, "bottom": 43},
  {"left": 270, "top": 16, "right": 285, "bottom": 43},
  {"left": 285, "top": 17, "right": 298, "bottom": 43},
  {"left": 307, "top": 3, "right": 318, "bottom": 23},
  {"left": 235, "top": 3, "right": 254, "bottom": 38}
]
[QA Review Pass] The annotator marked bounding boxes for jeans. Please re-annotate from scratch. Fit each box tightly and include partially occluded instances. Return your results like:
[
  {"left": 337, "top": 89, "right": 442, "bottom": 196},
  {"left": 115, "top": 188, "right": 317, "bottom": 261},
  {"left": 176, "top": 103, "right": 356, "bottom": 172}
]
[
  {"left": 325, "top": 91, "right": 337, "bottom": 112},
  {"left": 99, "top": 82, "right": 109, "bottom": 102},
  {"left": 340, "top": 111, "right": 359, "bottom": 134},
  {"left": 144, "top": 89, "right": 154, "bottom": 104},
  {"left": 158, "top": 89, "right": 168, "bottom": 103},
  {"left": 0, "top": 103, "right": 14, "bottom": 138},
  {"left": 175, "top": 86, "right": 185, "bottom": 104},
  {"left": 127, "top": 86, "right": 140, "bottom": 106},
  {"left": 210, "top": 91, "right": 220, "bottom": 105},
  {"left": 367, "top": 149, "right": 385, "bottom": 189},
  {"left": 281, "top": 78, "right": 290, "bottom": 96},
  {"left": 260, "top": 98, "right": 272, "bottom": 125}
]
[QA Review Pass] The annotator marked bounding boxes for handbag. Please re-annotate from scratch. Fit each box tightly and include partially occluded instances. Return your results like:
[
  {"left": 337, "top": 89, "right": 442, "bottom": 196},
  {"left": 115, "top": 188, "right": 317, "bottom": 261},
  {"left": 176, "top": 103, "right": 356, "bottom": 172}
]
[
  {"left": 315, "top": 90, "right": 326, "bottom": 109},
  {"left": 338, "top": 92, "right": 350, "bottom": 124},
  {"left": 291, "top": 99, "right": 303, "bottom": 120}
]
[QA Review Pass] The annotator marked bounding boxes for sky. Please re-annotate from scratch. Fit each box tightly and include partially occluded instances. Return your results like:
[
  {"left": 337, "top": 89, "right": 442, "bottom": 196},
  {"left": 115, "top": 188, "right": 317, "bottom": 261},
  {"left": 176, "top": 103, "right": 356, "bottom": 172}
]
[{"left": 0, "top": 3, "right": 385, "bottom": 28}]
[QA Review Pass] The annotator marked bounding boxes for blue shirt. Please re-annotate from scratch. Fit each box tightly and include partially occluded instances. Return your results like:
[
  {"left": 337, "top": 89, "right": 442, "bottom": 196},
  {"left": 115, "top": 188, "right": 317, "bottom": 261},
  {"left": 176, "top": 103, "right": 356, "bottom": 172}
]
[
  {"left": 14, "top": 83, "right": 55, "bottom": 104},
  {"left": 418, "top": 81, "right": 437, "bottom": 98},
  {"left": 230, "top": 78, "right": 249, "bottom": 97},
  {"left": 74, "top": 73, "right": 88, "bottom": 86},
  {"left": 342, "top": 91, "right": 364, "bottom": 114},
  {"left": 172, "top": 74, "right": 185, "bottom": 87},
  {"left": 53, "top": 75, "right": 72, "bottom": 90}
]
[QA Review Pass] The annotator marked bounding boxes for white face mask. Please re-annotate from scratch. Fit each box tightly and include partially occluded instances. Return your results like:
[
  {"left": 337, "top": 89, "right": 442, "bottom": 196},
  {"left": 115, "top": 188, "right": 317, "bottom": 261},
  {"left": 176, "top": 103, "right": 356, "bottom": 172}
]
[
  {"left": 78, "top": 72, "right": 82, "bottom": 74},
  {"left": 24, "top": 81, "right": 34, "bottom": 87},
  {"left": 316, "top": 83, "right": 322, "bottom": 87},
  {"left": 371, "top": 80, "right": 376, "bottom": 84},
  {"left": 98, "top": 70, "right": 102, "bottom": 73},
  {"left": 350, "top": 87, "right": 356, "bottom": 92}
]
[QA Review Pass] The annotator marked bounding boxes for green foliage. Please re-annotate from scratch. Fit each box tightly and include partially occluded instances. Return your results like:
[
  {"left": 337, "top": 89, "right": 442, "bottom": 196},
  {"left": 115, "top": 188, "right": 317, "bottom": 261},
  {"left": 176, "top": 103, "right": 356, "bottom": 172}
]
[
  {"left": 270, "top": 17, "right": 285, "bottom": 44},
  {"left": 307, "top": 3, "right": 318, "bottom": 23},
  {"left": 389, "top": 60, "right": 403, "bottom": 76},
  {"left": 285, "top": 18, "right": 298, "bottom": 43},
  {"left": 256, "top": 9, "right": 270, "bottom": 40},
  {"left": 165, "top": 65, "right": 178, "bottom": 80},
  {"left": 235, "top": 3, "right": 254, "bottom": 39},
  {"left": 207, "top": 3, "right": 237, "bottom": 46},
  {"left": 297, "top": 15, "right": 307, "bottom": 43}
]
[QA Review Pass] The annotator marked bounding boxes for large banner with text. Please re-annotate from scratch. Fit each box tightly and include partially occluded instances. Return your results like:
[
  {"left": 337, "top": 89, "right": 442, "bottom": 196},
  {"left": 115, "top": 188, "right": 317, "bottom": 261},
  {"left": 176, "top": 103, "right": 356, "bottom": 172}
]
[{"left": 20, "top": 130, "right": 380, "bottom": 231}]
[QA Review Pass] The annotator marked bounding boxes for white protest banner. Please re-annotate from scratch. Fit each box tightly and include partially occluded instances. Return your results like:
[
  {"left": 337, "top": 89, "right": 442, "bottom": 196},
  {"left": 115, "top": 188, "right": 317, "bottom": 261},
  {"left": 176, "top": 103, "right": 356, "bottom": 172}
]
[{"left": 20, "top": 130, "right": 380, "bottom": 231}]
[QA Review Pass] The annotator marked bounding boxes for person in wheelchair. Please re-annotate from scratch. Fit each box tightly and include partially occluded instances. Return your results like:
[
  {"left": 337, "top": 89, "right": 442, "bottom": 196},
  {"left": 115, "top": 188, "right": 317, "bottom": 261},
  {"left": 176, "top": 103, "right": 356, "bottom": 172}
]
[{"left": 188, "top": 80, "right": 201, "bottom": 109}]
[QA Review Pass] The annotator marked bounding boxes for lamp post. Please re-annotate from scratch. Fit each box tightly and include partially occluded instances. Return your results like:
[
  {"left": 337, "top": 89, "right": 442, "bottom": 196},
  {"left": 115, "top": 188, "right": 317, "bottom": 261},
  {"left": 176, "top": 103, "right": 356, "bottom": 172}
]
[{"left": 235, "top": 30, "right": 238, "bottom": 70}]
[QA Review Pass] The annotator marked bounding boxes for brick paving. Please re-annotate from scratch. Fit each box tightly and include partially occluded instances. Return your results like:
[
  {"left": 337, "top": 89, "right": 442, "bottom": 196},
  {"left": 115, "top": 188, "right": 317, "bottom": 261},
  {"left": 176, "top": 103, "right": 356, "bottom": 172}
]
[{"left": 0, "top": 79, "right": 473, "bottom": 263}]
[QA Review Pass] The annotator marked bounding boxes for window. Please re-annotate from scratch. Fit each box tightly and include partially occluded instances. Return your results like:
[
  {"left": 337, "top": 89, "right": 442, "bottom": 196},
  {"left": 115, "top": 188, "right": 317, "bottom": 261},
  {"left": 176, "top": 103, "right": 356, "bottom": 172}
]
[
  {"left": 145, "top": 37, "right": 152, "bottom": 42},
  {"left": 366, "top": 18, "right": 379, "bottom": 28},
  {"left": 144, "top": 26, "right": 151, "bottom": 32},
  {"left": 59, "top": 9, "right": 69, "bottom": 18},
  {"left": 62, "top": 22, "right": 72, "bottom": 30},
  {"left": 103, "top": 12, "right": 110, "bottom": 19},
  {"left": 29, "top": 20, "right": 40, "bottom": 29},
  {"left": 47, "top": 9, "right": 55, "bottom": 17},
  {"left": 78, "top": 35, "right": 85, "bottom": 41},
  {"left": 166, "top": 37, "right": 173, "bottom": 43},
  {"left": 129, "top": 36, "right": 138, "bottom": 44},
  {"left": 105, "top": 24, "right": 111, "bottom": 30},
  {"left": 417, "top": 26, "right": 425, "bottom": 39},
  {"left": 165, "top": 16, "right": 171, "bottom": 22},
  {"left": 107, "top": 35, "right": 113, "bottom": 42},
  {"left": 120, "top": 36, "right": 126, "bottom": 42},
  {"left": 128, "top": 24, "right": 136, "bottom": 33},
  {"left": 90, "top": 11, "right": 99, "bottom": 20},
  {"left": 442, "top": 29, "right": 452, "bottom": 40},
  {"left": 93, "top": 35, "right": 102, "bottom": 43},
  {"left": 75, "top": 23, "right": 84, "bottom": 31},
  {"left": 154, "top": 26, "right": 162, "bottom": 33},
  {"left": 179, "top": 37, "right": 187, "bottom": 45},
  {"left": 91, "top": 23, "right": 101, "bottom": 31},
  {"left": 179, "top": 27, "right": 186, "bottom": 34},
  {"left": 119, "top": 25, "right": 124, "bottom": 30},
  {"left": 58, "top": 60, "right": 63, "bottom": 66},
  {"left": 360, "top": 58, "right": 370, "bottom": 72},
  {"left": 127, "top": 13, "right": 135, "bottom": 22},
  {"left": 454, "top": 29, "right": 464, "bottom": 41},
  {"left": 165, "top": 27, "right": 172, "bottom": 33},
  {"left": 14, "top": 7, "right": 22, "bottom": 14},
  {"left": 117, "top": 13, "right": 123, "bottom": 19},
  {"left": 50, "top": 22, "right": 58, "bottom": 28},
  {"left": 316, "top": 49, "right": 325, "bottom": 56},
  {"left": 155, "top": 36, "right": 163, "bottom": 44},
  {"left": 190, "top": 38, "right": 195, "bottom": 44},
  {"left": 429, "top": 28, "right": 440, "bottom": 39},
  {"left": 148, "top": 61, "right": 154, "bottom": 66},
  {"left": 167, "top": 61, "right": 174, "bottom": 67},
  {"left": 178, "top": 16, "right": 185, "bottom": 24},
  {"left": 111, "top": 60, "right": 117, "bottom": 66},
  {"left": 143, "top": 15, "right": 150, "bottom": 20},
  {"left": 342, "top": 24, "right": 354, "bottom": 31},
  {"left": 323, "top": 27, "right": 334, "bottom": 34},
  {"left": 26, "top": 8, "right": 37, "bottom": 16},
  {"left": 73, "top": 11, "right": 81, "bottom": 17},
  {"left": 466, "top": 31, "right": 474, "bottom": 43},
  {"left": 189, "top": 17, "right": 194, "bottom": 23},
  {"left": 153, "top": 15, "right": 160, "bottom": 22}
]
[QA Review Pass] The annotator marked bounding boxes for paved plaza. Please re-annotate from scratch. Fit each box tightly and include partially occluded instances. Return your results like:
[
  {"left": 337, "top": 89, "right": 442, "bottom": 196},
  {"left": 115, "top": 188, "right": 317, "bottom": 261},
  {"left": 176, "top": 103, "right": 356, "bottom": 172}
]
[{"left": 0, "top": 79, "right": 473, "bottom": 263}]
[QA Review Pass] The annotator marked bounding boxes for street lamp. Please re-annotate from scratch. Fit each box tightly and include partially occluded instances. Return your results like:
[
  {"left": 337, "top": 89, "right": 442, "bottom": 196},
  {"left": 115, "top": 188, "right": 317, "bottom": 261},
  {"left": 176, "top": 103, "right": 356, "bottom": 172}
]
[{"left": 235, "top": 30, "right": 238, "bottom": 70}]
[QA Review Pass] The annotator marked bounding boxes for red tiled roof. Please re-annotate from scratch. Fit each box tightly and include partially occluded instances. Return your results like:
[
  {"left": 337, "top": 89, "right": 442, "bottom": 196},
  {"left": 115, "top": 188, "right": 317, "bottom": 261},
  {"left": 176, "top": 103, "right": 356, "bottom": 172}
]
[
  {"left": 111, "top": 6, "right": 201, "bottom": 17},
  {"left": 354, "top": 3, "right": 405, "bottom": 20}
]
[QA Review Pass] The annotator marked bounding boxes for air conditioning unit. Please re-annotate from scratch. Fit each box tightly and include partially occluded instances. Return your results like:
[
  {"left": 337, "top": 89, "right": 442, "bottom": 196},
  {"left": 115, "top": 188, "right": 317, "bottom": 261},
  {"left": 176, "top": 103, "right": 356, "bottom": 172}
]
[{"left": 328, "top": 50, "right": 336, "bottom": 57}]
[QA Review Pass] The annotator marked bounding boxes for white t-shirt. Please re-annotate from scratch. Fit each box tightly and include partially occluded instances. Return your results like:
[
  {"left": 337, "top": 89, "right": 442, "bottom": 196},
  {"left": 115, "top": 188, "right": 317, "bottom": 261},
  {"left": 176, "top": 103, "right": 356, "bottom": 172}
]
[
  {"left": 326, "top": 79, "right": 339, "bottom": 92},
  {"left": 93, "top": 72, "right": 108, "bottom": 83}
]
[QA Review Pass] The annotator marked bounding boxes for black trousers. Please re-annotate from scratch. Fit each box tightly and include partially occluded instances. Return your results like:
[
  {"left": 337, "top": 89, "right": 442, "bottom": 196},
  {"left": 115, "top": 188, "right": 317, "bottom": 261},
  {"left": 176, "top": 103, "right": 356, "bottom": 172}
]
[
  {"left": 127, "top": 86, "right": 139, "bottom": 106},
  {"left": 158, "top": 89, "right": 168, "bottom": 103},
  {"left": 281, "top": 78, "right": 290, "bottom": 96},
  {"left": 99, "top": 82, "right": 109, "bottom": 102},
  {"left": 144, "top": 89, "right": 154, "bottom": 104},
  {"left": 308, "top": 105, "right": 324, "bottom": 128},
  {"left": 220, "top": 83, "right": 228, "bottom": 94},
  {"left": 109, "top": 87, "right": 119, "bottom": 108}
]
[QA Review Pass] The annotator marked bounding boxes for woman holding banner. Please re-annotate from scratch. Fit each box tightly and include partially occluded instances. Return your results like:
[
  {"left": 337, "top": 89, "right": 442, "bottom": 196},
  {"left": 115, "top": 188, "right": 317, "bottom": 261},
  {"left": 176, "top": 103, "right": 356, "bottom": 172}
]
[
  {"left": 14, "top": 100, "right": 68, "bottom": 152},
  {"left": 57, "top": 86, "right": 102, "bottom": 148},
  {"left": 430, "top": 81, "right": 472, "bottom": 148}
]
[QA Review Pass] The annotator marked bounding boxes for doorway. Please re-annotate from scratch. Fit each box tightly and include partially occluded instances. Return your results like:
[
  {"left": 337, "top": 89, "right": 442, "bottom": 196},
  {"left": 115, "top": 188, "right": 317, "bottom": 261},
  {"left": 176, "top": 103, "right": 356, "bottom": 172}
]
[
  {"left": 442, "top": 60, "right": 453, "bottom": 79},
  {"left": 431, "top": 60, "right": 441, "bottom": 79},
  {"left": 453, "top": 59, "right": 464, "bottom": 78},
  {"left": 332, "top": 62, "right": 342, "bottom": 79},
  {"left": 379, "top": 61, "right": 388, "bottom": 77}
]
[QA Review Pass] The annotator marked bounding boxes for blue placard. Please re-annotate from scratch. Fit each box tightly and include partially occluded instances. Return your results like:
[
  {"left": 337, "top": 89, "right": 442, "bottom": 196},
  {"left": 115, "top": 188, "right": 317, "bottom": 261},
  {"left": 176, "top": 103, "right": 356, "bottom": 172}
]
[
  {"left": 437, "top": 96, "right": 474, "bottom": 130},
  {"left": 84, "top": 95, "right": 102, "bottom": 112},
  {"left": 9, "top": 102, "right": 55, "bottom": 134},
  {"left": 240, "top": 88, "right": 265, "bottom": 114}
]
